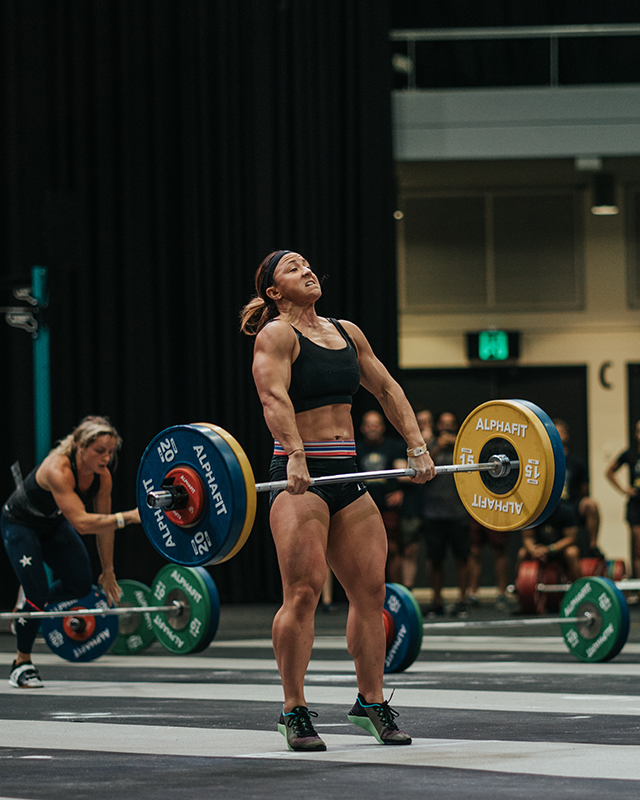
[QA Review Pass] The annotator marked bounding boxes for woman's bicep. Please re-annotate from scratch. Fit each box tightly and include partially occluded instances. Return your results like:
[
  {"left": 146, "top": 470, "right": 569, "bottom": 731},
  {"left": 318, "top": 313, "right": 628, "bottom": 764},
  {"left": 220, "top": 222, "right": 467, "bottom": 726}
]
[{"left": 252, "top": 326, "right": 294, "bottom": 403}]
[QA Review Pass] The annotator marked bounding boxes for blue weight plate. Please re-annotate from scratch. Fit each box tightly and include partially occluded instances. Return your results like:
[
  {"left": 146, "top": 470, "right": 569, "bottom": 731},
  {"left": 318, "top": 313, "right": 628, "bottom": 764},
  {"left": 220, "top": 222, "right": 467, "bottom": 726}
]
[
  {"left": 190, "top": 425, "right": 249, "bottom": 563},
  {"left": 137, "top": 424, "right": 249, "bottom": 567},
  {"left": 512, "top": 399, "right": 566, "bottom": 528},
  {"left": 605, "top": 579, "right": 631, "bottom": 661},
  {"left": 384, "top": 583, "right": 423, "bottom": 673},
  {"left": 190, "top": 567, "right": 221, "bottom": 653},
  {"left": 41, "top": 587, "right": 119, "bottom": 663}
]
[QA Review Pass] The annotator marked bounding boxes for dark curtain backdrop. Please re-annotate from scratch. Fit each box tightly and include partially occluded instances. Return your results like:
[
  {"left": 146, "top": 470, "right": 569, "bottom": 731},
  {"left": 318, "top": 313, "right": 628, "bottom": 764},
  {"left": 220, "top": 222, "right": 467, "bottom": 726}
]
[{"left": 0, "top": 0, "right": 397, "bottom": 606}]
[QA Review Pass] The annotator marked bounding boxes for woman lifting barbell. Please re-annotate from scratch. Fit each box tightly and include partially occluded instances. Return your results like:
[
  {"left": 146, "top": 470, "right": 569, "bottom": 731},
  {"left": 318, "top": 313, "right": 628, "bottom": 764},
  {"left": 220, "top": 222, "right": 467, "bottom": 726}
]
[
  {"left": 1, "top": 415, "right": 140, "bottom": 688},
  {"left": 240, "top": 250, "right": 435, "bottom": 751}
]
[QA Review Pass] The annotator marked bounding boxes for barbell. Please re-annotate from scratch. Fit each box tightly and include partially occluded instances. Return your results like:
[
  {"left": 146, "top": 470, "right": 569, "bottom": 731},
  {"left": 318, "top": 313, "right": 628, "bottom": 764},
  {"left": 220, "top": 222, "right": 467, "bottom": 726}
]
[
  {"left": 512, "top": 557, "right": 629, "bottom": 615},
  {"left": 537, "top": 580, "right": 640, "bottom": 593},
  {"left": 2, "top": 565, "right": 221, "bottom": 662},
  {"left": 383, "top": 575, "right": 631, "bottom": 672},
  {"left": 136, "top": 399, "right": 566, "bottom": 567},
  {"left": 0, "top": 601, "right": 183, "bottom": 621}
]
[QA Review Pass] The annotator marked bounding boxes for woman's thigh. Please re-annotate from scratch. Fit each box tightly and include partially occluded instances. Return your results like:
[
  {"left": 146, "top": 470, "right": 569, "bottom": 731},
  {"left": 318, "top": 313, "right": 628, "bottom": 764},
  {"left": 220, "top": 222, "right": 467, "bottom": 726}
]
[
  {"left": 1, "top": 515, "right": 50, "bottom": 606},
  {"left": 269, "top": 491, "right": 331, "bottom": 592},
  {"left": 42, "top": 520, "right": 92, "bottom": 601},
  {"left": 326, "top": 493, "right": 387, "bottom": 599}
]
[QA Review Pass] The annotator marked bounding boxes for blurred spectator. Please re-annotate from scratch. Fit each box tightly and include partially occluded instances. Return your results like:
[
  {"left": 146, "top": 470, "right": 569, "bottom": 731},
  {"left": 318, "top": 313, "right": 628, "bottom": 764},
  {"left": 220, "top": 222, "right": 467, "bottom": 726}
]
[
  {"left": 356, "top": 410, "right": 406, "bottom": 582},
  {"left": 467, "top": 519, "right": 510, "bottom": 611},
  {"left": 516, "top": 498, "right": 582, "bottom": 591},
  {"left": 554, "top": 419, "right": 601, "bottom": 556},
  {"left": 605, "top": 419, "right": 640, "bottom": 580},
  {"left": 422, "top": 412, "right": 470, "bottom": 619},
  {"left": 397, "top": 409, "right": 434, "bottom": 590}
]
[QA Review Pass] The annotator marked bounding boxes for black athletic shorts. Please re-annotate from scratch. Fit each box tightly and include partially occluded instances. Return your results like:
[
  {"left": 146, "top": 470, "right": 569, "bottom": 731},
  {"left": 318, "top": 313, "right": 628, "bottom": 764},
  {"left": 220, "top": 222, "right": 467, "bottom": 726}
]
[
  {"left": 268, "top": 455, "right": 367, "bottom": 516},
  {"left": 627, "top": 496, "right": 640, "bottom": 526}
]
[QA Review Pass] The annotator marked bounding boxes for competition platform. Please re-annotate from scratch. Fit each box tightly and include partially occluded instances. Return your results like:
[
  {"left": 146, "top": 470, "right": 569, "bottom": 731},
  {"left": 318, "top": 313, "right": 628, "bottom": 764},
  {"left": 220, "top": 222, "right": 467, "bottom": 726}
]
[{"left": 3, "top": 596, "right": 640, "bottom": 800}]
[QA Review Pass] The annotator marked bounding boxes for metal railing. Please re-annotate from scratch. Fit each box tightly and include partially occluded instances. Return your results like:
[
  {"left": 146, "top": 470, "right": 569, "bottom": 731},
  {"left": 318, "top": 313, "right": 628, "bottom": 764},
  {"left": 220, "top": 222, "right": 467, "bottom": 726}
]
[{"left": 390, "top": 24, "right": 640, "bottom": 89}]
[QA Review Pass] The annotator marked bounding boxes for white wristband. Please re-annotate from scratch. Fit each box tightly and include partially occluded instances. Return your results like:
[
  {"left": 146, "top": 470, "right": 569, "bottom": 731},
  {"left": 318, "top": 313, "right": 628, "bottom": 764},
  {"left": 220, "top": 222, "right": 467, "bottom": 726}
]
[
  {"left": 115, "top": 512, "right": 126, "bottom": 529},
  {"left": 407, "top": 444, "right": 429, "bottom": 458}
]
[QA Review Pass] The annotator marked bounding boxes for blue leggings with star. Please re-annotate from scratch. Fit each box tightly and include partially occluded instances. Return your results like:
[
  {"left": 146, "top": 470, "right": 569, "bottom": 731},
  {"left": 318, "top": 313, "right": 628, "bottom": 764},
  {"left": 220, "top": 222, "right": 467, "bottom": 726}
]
[{"left": 1, "top": 511, "right": 92, "bottom": 654}]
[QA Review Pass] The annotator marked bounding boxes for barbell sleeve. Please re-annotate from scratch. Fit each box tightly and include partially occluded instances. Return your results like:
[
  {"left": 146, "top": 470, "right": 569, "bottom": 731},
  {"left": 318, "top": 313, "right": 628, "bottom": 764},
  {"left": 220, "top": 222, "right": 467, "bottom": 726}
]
[
  {"left": 506, "top": 579, "right": 640, "bottom": 596},
  {"left": 422, "top": 613, "right": 590, "bottom": 632}
]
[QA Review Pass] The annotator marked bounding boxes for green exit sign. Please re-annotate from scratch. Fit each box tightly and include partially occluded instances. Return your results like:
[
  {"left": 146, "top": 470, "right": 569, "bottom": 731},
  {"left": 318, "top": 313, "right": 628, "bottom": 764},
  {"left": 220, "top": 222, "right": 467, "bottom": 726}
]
[{"left": 467, "top": 331, "right": 520, "bottom": 362}]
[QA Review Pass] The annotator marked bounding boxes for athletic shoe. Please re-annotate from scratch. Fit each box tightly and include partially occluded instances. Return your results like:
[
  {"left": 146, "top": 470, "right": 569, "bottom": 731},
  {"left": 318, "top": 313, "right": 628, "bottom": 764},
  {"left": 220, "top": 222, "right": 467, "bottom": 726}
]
[
  {"left": 347, "top": 693, "right": 412, "bottom": 745},
  {"left": 451, "top": 601, "right": 469, "bottom": 619},
  {"left": 9, "top": 661, "right": 43, "bottom": 689},
  {"left": 425, "top": 602, "right": 444, "bottom": 618},
  {"left": 467, "top": 592, "right": 480, "bottom": 608},
  {"left": 277, "top": 705, "right": 326, "bottom": 751},
  {"left": 494, "top": 594, "right": 510, "bottom": 612}
]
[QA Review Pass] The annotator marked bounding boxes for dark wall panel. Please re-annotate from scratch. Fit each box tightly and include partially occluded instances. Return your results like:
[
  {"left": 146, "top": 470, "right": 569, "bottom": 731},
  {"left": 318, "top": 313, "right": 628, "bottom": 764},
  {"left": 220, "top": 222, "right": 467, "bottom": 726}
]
[{"left": 0, "top": 0, "right": 395, "bottom": 606}]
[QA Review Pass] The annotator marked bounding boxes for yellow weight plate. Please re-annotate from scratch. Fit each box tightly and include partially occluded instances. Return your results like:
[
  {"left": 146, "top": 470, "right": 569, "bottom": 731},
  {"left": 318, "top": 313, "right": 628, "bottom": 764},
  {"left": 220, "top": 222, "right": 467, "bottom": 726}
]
[
  {"left": 453, "top": 400, "right": 556, "bottom": 532},
  {"left": 195, "top": 423, "right": 257, "bottom": 563}
]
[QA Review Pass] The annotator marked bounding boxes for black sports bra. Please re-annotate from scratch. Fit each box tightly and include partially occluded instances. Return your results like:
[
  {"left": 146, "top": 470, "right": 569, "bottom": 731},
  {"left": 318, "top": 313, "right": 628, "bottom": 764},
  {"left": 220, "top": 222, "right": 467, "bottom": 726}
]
[{"left": 288, "top": 318, "right": 361, "bottom": 413}]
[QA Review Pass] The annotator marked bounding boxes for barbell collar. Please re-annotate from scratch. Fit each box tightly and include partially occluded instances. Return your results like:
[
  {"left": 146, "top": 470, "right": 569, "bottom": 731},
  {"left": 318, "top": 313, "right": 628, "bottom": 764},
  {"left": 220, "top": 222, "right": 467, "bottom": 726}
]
[
  {"left": 0, "top": 602, "right": 185, "bottom": 621},
  {"left": 146, "top": 486, "right": 188, "bottom": 510}
]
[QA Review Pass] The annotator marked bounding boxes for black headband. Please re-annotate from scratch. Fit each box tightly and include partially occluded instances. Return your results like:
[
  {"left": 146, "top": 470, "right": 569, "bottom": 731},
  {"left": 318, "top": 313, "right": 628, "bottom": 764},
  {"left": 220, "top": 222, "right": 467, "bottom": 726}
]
[{"left": 261, "top": 250, "right": 291, "bottom": 295}]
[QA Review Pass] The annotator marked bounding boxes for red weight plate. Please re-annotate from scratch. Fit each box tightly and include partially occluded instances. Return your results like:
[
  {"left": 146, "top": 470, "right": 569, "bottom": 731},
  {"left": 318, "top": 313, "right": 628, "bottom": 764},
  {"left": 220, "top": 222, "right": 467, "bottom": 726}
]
[
  {"left": 515, "top": 560, "right": 539, "bottom": 614},
  {"left": 536, "top": 561, "right": 565, "bottom": 614},
  {"left": 163, "top": 465, "right": 206, "bottom": 528},
  {"left": 382, "top": 609, "right": 395, "bottom": 649},
  {"left": 62, "top": 609, "right": 96, "bottom": 641}
]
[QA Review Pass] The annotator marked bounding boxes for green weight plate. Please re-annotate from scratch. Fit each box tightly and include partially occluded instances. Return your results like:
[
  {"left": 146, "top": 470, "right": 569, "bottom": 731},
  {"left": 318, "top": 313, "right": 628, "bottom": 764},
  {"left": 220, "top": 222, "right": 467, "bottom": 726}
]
[
  {"left": 384, "top": 583, "right": 423, "bottom": 673},
  {"left": 150, "top": 564, "right": 219, "bottom": 654},
  {"left": 111, "top": 580, "right": 156, "bottom": 655},
  {"left": 560, "top": 576, "right": 630, "bottom": 663}
]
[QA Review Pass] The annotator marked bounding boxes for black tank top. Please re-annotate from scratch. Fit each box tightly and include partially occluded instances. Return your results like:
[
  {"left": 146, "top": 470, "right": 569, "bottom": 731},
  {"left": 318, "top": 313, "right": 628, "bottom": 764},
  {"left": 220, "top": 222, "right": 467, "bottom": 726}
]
[
  {"left": 2, "top": 454, "right": 101, "bottom": 527},
  {"left": 288, "top": 318, "right": 360, "bottom": 413}
]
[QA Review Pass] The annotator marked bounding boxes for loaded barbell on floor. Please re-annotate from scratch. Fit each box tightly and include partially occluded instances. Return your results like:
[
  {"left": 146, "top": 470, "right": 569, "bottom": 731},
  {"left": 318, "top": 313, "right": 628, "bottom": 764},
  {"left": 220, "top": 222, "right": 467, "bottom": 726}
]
[
  {"left": 382, "top": 576, "right": 631, "bottom": 673},
  {"left": 1, "top": 565, "right": 221, "bottom": 663},
  {"left": 12, "top": 568, "right": 629, "bottom": 669},
  {"left": 511, "top": 557, "right": 629, "bottom": 615},
  {"left": 136, "top": 400, "right": 566, "bottom": 567}
]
